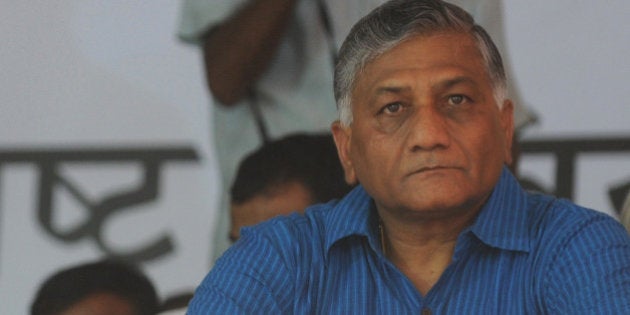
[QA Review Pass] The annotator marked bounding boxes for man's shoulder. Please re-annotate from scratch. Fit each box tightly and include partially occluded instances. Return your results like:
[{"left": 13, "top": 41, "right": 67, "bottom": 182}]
[
  {"left": 525, "top": 192, "right": 628, "bottom": 249},
  {"left": 527, "top": 193, "right": 616, "bottom": 225},
  {"left": 521, "top": 193, "right": 630, "bottom": 313}
]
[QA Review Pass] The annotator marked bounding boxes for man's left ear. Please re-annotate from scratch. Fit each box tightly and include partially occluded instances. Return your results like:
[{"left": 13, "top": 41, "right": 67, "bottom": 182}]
[
  {"left": 331, "top": 121, "right": 358, "bottom": 185},
  {"left": 500, "top": 99, "right": 515, "bottom": 166}
]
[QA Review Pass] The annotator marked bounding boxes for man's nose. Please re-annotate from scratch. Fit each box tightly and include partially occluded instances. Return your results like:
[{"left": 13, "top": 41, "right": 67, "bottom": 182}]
[{"left": 406, "top": 105, "right": 451, "bottom": 152}]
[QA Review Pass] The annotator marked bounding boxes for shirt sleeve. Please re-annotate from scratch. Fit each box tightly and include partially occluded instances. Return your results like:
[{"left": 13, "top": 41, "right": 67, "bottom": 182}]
[
  {"left": 186, "top": 227, "right": 294, "bottom": 314},
  {"left": 542, "top": 215, "right": 630, "bottom": 313},
  {"left": 176, "top": 0, "right": 247, "bottom": 44}
]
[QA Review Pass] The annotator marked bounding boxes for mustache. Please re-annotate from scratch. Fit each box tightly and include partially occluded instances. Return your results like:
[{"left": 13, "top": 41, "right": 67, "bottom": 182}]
[{"left": 404, "top": 160, "right": 463, "bottom": 176}]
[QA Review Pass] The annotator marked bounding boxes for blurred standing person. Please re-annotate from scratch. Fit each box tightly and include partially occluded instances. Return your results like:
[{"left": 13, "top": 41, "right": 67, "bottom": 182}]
[{"left": 176, "top": 0, "right": 536, "bottom": 262}]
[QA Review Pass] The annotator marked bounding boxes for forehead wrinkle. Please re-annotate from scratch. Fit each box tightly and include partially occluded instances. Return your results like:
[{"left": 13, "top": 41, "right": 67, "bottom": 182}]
[
  {"left": 374, "top": 85, "right": 411, "bottom": 96},
  {"left": 370, "top": 73, "right": 479, "bottom": 101},
  {"left": 432, "top": 75, "right": 480, "bottom": 91}
]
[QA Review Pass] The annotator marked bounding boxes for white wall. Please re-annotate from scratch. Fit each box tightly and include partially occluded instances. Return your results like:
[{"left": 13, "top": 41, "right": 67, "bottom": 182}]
[
  {"left": 504, "top": 0, "right": 630, "bottom": 215},
  {"left": 0, "top": 1, "right": 628, "bottom": 314}
]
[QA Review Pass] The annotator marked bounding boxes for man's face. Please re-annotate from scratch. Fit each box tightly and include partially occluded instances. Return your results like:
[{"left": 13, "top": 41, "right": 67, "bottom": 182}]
[
  {"left": 333, "top": 32, "right": 514, "bottom": 219},
  {"left": 230, "top": 181, "right": 313, "bottom": 242}
]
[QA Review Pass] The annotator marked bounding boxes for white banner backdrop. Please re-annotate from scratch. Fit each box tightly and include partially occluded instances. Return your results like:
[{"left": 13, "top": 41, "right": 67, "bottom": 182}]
[
  {"left": 0, "top": 1, "right": 629, "bottom": 314},
  {"left": 504, "top": 0, "right": 630, "bottom": 216},
  {"left": 1, "top": 2, "right": 218, "bottom": 314}
]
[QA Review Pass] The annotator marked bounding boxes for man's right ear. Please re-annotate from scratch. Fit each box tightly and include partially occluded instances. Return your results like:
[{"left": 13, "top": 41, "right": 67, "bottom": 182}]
[{"left": 331, "top": 121, "right": 357, "bottom": 185}]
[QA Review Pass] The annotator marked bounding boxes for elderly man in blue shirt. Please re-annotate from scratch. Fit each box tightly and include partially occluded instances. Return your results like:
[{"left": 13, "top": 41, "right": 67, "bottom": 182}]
[{"left": 188, "top": 0, "right": 630, "bottom": 313}]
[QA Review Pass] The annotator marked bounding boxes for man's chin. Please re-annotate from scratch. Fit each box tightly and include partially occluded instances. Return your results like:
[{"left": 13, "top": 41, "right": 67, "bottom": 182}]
[{"left": 403, "top": 176, "right": 468, "bottom": 197}]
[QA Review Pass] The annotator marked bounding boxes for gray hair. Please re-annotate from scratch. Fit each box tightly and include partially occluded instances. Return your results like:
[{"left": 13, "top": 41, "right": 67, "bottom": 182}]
[{"left": 334, "top": 0, "right": 507, "bottom": 126}]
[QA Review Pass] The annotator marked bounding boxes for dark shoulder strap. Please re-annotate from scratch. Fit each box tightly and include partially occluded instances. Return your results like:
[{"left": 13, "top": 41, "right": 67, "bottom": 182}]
[
  {"left": 249, "top": 0, "right": 338, "bottom": 144},
  {"left": 247, "top": 89, "right": 270, "bottom": 144},
  {"left": 316, "top": 0, "right": 338, "bottom": 69}
]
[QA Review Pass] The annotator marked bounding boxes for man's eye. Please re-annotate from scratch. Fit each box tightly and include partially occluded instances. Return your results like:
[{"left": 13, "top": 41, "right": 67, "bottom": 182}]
[
  {"left": 448, "top": 95, "right": 468, "bottom": 105},
  {"left": 381, "top": 102, "right": 403, "bottom": 114}
]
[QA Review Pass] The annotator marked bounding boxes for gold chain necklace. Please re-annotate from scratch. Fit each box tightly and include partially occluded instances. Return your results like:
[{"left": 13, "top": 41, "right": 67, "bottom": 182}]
[{"left": 378, "top": 219, "right": 387, "bottom": 256}]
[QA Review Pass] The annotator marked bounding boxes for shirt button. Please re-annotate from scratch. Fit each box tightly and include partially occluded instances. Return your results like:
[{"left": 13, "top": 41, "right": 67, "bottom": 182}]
[{"left": 421, "top": 308, "right": 432, "bottom": 315}]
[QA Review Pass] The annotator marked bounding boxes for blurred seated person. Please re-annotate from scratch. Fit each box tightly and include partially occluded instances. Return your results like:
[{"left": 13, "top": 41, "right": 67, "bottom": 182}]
[
  {"left": 31, "top": 259, "right": 159, "bottom": 315},
  {"left": 229, "top": 132, "right": 353, "bottom": 241}
]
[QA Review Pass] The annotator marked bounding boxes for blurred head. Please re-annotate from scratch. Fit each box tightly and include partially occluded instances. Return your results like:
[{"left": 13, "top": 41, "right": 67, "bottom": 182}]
[
  {"left": 229, "top": 133, "right": 353, "bottom": 241},
  {"left": 331, "top": 0, "right": 513, "bottom": 220},
  {"left": 31, "top": 260, "right": 159, "bottom": 315}
]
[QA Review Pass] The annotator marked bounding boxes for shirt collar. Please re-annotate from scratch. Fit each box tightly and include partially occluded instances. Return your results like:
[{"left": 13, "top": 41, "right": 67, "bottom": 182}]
[
  {"left": 323, "top": 166, "right": 531, "bottom": 257},
  {"left": 469, "top": 167, "right": 531, "bottom": 252},
  {"left": 324, "top": 185, "right": 379, "bottom": 257}
]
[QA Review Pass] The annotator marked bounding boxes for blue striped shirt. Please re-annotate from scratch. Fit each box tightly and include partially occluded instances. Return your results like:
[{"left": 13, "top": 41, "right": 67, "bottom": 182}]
[{"left": 188, "top": 168, "right": 630, "bottom": 314}]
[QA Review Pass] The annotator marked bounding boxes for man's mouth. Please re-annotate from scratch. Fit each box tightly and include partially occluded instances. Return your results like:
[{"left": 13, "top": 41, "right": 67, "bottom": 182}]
[{"left": 407, "top": 165, "right": 459, "bottom": 177}]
